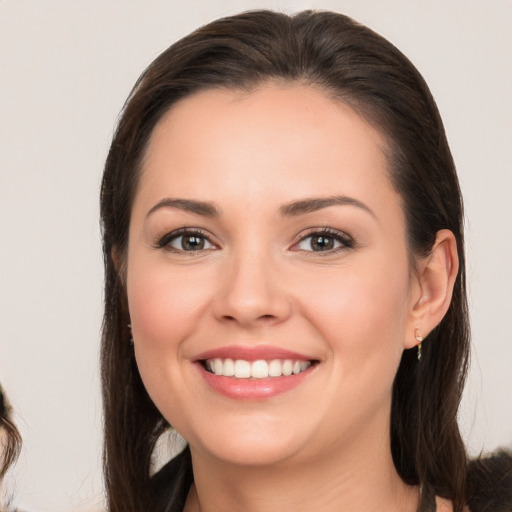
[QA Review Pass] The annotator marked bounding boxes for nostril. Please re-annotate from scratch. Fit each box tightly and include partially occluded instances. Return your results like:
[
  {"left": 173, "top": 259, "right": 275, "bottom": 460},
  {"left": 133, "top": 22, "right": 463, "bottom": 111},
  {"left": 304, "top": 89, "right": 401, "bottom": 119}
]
[{"left": 222, "top": 314, "right": 275, "bottom": 322}]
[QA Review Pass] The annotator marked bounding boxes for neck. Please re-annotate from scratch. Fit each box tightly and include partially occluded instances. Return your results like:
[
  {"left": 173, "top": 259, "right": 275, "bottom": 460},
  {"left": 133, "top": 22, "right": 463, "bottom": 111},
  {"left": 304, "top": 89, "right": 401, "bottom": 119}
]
[{"left": 184, "top": 420, "right": 419, "bottom": 512}]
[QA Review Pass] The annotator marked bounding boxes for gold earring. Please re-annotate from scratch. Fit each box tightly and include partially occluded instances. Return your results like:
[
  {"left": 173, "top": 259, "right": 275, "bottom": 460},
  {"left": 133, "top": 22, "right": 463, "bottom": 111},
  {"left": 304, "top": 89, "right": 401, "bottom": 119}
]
[{"left": 415, "top": 330, "right": 423, "bottom": 362}]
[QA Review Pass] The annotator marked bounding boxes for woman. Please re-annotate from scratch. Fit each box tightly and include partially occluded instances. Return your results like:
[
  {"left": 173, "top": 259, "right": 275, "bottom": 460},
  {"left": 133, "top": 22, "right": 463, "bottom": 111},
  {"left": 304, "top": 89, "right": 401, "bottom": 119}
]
[{"left": 100, "top": 10, "right": 509, "bottom": 512}]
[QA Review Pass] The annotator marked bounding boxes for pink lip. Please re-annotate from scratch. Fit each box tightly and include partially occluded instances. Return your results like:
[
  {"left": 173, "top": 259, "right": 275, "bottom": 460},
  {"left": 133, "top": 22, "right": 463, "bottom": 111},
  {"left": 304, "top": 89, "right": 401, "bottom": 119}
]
[
  {"left": 197, "top": 364, "right": 315, "bottom": 400},
  {"left": 193, "top": 345, "right": 317, "bottom": 400},
  {"left": 194, "top": 345, "right": 313, "bottom": 362}
]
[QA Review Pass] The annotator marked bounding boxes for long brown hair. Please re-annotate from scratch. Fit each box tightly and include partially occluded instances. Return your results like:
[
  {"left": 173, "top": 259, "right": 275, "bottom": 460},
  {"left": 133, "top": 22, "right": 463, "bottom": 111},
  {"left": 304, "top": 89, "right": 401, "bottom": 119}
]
[{"left": 100, "top": 10, "right": 470, "bottom": 511}]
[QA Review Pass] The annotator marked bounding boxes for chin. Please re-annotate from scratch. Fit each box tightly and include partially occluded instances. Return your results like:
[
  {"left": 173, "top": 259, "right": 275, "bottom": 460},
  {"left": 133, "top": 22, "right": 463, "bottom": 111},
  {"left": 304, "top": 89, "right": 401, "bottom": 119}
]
[
  {"left": 180, "top": 415, "right": 313, "bottom": 467},
  {"left": 197, "top": 438, "right": 303, "bottom": 467}
]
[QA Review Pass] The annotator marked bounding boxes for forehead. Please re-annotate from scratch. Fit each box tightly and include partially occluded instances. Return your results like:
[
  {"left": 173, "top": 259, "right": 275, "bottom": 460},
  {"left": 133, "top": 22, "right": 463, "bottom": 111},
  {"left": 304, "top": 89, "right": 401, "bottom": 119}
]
[{"left": 135, "top": 84, "right": 398, "bottom": 217}]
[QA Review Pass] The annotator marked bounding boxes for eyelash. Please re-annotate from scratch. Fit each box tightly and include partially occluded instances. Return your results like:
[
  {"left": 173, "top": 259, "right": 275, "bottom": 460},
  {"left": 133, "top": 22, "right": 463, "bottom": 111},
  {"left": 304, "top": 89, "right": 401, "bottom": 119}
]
[
  {"left": 292, "top": 228, "right": 355, "bottom": 255},
  {"left": 155, "top": 227, "right": 355, "bottom": 255},
  {"left": 156, "top": 228, "right": 217, "bottom": 253}
]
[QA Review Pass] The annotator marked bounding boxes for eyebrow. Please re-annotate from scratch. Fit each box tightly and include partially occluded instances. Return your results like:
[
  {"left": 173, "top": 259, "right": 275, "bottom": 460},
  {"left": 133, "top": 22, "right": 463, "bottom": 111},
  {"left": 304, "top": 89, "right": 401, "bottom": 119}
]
[
  {"left": 280, "top": 195, "right": 376, "bottom": 219},
  {"left": 146, "top": 195, "right": 375, "bottom": 220},
  {"left": 146, "top": 198, "right": 220, "bottom": 218}
]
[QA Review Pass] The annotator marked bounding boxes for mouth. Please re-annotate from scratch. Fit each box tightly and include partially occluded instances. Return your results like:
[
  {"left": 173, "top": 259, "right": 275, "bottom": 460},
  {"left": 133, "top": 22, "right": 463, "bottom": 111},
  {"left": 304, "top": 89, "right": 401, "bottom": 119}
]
[
  {"left": 202, "top": 358, "right": 314, "bottom": 379},
  {"left": 194, "top": 345, "right": 318, "bottom": 399}
]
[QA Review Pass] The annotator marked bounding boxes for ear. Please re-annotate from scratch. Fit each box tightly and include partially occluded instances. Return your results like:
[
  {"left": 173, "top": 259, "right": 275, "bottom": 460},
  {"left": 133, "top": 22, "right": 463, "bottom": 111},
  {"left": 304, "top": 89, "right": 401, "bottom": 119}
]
[{"left": 404, "top": 229, "right": 459, "bottom": 349}]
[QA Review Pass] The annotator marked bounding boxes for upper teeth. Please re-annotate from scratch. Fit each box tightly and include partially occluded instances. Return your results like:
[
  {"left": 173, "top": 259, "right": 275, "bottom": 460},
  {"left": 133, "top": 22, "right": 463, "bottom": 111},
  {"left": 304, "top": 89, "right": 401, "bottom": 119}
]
[{"left": 206, "top": 358, "right": 311, "bottom": 379}]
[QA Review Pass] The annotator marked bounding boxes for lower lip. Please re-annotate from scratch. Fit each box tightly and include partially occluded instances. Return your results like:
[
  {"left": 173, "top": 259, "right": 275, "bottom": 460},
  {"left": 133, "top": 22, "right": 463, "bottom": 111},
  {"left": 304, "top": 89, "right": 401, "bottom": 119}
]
[{"left": 197, "top": 364, "right": 315, "bottom": 400}]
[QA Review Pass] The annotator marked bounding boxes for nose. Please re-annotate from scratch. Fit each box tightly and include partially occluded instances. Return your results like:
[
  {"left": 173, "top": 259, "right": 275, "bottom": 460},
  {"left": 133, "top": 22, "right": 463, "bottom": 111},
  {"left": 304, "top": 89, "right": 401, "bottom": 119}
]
[{"left": 212, "top": 249, "right": 292, "bottom": 328}]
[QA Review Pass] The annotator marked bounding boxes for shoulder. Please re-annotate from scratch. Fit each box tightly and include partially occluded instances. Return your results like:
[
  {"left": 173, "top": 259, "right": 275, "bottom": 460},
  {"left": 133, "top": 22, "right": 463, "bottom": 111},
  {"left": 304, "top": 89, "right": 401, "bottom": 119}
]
[{"left": 466, "top": 449, "right": 512, "bottom": 512}]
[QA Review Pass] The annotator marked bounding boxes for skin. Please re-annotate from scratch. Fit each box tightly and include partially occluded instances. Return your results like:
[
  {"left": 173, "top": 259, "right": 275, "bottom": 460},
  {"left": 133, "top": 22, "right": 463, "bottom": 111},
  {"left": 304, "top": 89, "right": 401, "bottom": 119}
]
[{"left": 125, "top": 84, "right": 458, "bottom": 512}]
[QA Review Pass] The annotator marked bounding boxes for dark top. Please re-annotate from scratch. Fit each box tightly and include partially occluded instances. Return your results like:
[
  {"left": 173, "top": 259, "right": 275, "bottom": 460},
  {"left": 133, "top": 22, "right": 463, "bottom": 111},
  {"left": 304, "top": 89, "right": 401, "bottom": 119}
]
[
  {"left": 152, "top": 447, "right": 193, "bottom": 512},
  {"left": 152, "top": 447, "right": 512, "bottom": 512}
]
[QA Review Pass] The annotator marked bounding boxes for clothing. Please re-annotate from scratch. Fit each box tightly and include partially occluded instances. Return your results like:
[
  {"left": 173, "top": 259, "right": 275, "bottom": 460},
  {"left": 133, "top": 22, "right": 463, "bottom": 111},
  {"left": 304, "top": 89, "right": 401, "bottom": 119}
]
[
  {"left": 152, "top": 447, "right": 512, "bottom": 512},
  {"left": 152, "top": 447, "right": 193, "bottom": 512}
]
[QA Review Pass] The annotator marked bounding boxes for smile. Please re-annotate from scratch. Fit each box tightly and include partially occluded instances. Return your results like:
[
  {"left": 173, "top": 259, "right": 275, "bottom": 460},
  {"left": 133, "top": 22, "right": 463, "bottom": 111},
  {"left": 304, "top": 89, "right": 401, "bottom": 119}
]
[
  {"left": 195, "top": 345, "right": 318, "bottom": 399},
  {"left": 205, "top": 358, "right": 312, "bottom": 379}
]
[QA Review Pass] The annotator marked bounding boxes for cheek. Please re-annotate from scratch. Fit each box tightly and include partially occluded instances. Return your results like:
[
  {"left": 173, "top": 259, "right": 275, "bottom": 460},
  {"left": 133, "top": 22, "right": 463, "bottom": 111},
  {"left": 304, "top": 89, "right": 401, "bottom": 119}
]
[
  {"left": 297, "top": 258, "right": 410, "bottom": 365},
  {"left": 125, "top": 256, "right": 216, "bottom": 423},
  {"left": 126, "top": 256, "right": 210, "bottom": 355}
]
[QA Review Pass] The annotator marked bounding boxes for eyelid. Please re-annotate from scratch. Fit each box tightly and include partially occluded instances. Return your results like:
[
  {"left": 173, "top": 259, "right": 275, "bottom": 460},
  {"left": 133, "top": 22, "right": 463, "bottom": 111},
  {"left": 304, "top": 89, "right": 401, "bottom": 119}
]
[
  {"left": 155, "top": 227, "right": 219, "bottom": 252},
  {"left": 290, "top": 227, "right": 356, "bottom": 253}
]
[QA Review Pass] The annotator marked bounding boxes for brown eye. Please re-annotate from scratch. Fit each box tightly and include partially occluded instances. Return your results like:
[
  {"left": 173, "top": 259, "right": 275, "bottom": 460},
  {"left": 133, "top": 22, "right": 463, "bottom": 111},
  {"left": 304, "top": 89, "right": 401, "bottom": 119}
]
[
  {"left": 295, "top": 229, "right": 354, "bottom": 253},
  {"left": 310, "top": 235, "right": 335, "bottom": 251},
  {"left": 179, "top": 235, "right": 206, "bottom": 251},
  {"left": 298, "top": 234, "right": 341, "bottom": 252},
  {"left": 159, "top": 231, "right": 215, "bottom": 252}
]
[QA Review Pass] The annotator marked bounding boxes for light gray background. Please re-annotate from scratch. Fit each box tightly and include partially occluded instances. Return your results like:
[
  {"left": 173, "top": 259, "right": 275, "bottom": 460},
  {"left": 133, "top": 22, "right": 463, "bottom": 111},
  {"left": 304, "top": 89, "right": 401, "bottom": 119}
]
[{"left": 1, "top": 1, "right": 511, "bottom": 511}]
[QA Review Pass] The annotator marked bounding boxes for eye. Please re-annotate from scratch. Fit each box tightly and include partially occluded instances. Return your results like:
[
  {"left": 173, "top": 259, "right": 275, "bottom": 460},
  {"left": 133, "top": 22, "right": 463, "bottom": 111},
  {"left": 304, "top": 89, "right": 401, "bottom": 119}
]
[
  {"left": 157, "top": 229, "right": 216, "bottom": 252},
  {"left": 294, "top": 229, "right": 354, "bottom": 253}
]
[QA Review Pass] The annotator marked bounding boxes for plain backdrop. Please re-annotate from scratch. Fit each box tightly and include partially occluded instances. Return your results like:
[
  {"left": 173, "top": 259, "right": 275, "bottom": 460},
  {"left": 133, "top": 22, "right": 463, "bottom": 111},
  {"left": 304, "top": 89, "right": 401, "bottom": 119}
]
[{"left": 1, "top": 1, "right": 511, "bottom": 511}]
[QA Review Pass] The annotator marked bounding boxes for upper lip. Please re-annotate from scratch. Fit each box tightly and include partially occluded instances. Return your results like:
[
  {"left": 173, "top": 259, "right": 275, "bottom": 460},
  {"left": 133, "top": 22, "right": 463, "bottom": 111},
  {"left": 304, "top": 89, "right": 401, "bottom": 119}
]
[{"left": 194, "top": 345, "right": 315, "bottom": 362}]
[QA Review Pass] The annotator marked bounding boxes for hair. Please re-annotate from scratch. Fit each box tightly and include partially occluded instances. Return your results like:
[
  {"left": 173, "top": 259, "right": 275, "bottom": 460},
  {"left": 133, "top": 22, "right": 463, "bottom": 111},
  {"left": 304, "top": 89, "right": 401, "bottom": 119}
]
[
  {"left": 0, "top": 384, "right": 21, "bottom": 486},
  {"left": 100, "top": 9, "right": 470, "bottom": 512},
  {"left": 466, "top": 449, "right": 512, "bottom": 512}
]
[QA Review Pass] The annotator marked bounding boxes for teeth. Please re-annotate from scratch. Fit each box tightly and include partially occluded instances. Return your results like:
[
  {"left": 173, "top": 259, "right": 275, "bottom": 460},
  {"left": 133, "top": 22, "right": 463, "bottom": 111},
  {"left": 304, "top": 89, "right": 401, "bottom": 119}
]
[
  {"left": 251, "top": 360, "right": 268, "bottom": 379},
  {"left": 282, "top": 360, "right": 293, "bottom": 376},
  {"left": 268, "top": 359, "right": 282, "bottom": 377},
  {"left": 205, "top": 358, "right": 312, "bottom": 379},
  {"left": 234, "top": 359, "right": 251, "bottom": 378},
  {"left": 223, "top": 358, "right": 235, "bottom": 377},
  {"left": 214, "top": 358, "right": 223, "bottom": 375}
]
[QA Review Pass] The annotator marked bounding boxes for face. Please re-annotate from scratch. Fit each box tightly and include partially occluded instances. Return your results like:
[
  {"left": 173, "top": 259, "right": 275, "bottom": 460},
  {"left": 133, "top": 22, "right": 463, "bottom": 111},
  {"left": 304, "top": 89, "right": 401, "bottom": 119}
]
[{"left": 126, "top": 85, "right": 417, "bottom": 468}]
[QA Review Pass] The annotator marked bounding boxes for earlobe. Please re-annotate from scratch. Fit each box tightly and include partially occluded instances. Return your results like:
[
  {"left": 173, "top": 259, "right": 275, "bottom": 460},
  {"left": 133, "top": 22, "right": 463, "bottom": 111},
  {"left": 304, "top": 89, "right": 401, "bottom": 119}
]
[{"left": 405, "top": 229, "right": 459, "bottom": 349}]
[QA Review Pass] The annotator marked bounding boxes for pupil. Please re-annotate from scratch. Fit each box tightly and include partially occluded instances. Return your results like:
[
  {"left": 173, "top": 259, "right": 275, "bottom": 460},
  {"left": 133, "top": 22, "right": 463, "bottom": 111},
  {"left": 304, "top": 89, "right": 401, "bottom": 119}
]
[
  {"left": 312, "top": 235, "right": 334, "bottom": 251},
  {"left": 182, "top": 235, "right": 204, "bottom": 250}
]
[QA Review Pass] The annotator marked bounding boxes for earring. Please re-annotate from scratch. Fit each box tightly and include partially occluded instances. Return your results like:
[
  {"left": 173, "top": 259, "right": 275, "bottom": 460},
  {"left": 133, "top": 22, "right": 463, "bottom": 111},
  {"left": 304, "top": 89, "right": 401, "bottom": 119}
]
[
  {"left": 415, "top": 330, "right": 423, "bottom": 362},
  {"left": 128, "top": 323, "right": 134, "bottom": 345}
]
